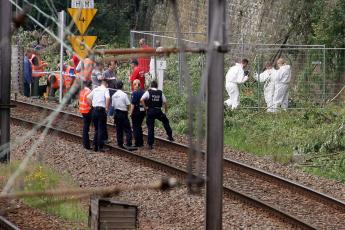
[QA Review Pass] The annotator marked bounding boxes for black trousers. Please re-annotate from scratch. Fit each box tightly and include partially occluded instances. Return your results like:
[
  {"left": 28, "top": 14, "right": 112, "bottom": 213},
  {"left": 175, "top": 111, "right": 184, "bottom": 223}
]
[
  {"left": 114, "top": 110, "right": 132, "bottom": 147},
  {"left": 82, "top": 111, "right": 92, "bottom": 149},
  {"left": 31, "top": 77, "right": 40, "bottom": 97},
  {"left": 92, "top": 107, "right": 107, "bottom": 151},
  {"left": 131, "top": 109, "right": 146, "bottom": 146},
  {"left": 146, "top": 108, "right": 172, "bottom": 146},
  {"left": 23, "top": 81, "right": 31, "bottom": 97},
  {"left": 103, "top": 119, "right": 108, "bottom": 141}
]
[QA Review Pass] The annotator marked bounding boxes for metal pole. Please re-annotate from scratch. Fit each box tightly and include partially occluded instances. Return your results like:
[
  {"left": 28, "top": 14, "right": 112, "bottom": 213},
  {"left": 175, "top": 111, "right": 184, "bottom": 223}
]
[
  {"left": 177, "top": 38, "right": 182, "bottom": 92},
  {"left": 257, "top": 55, "right": 261, "bottom": 109},
  {"left": 206, "top": 0, "right": 225, "bottom": 229},
  {"left": 130, "top": 30, "right": 134, "bottom": 48},
  {"left": 153, "top": 35, "right": 158, "bottom": 81},
  {"left": 59, "top": 11, "right": 65, "bottom": 103},
  {"left": 322, "top": 45, "right": 326, "bottom": 102},
  {"left": 0, "top": 0, "right": 12, "bottom": 163}
]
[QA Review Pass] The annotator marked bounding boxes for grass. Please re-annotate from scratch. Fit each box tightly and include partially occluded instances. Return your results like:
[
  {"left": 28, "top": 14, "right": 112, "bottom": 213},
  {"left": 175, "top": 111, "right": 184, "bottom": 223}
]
[
  {"left": 222, "top": 105, "right": 345, "bottom": 182},
  {"left": 0, "top": 162, "right": 88, "bottom": 224},
  {"left": 151, "top": 55, "right": 345, "bottom": 183}
]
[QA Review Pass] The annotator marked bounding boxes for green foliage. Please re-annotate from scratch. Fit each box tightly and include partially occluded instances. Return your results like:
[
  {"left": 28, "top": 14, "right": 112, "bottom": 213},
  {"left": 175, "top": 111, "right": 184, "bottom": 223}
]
[
  {"left": 223, "top": 105, "right": 345, "bottom": 181},
  {"left": 162, "top": 54, "right": 205, "bottom": 134},
  {"left": 23, "top": 164, "right": 88, "bottom": 223},
  {"left": 307, "top": 0, "right": 345, "bottom": 87},
  {"left": 162, "top": 55, "right": 345, "bottom": 182},
  {"left": 311, "top": 0, "right": 345, "bottom": 47},
  {"left": 0, "top": 162, "right": 87, "bottom": 222}
]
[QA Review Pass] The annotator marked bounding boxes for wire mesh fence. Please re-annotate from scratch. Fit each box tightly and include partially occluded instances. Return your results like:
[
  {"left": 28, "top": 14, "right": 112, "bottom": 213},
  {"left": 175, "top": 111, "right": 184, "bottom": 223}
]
[
  {"left": 225, "top": 44, "right": 327, "bottom": 108},
  {"left": 130, "top": 30, "right": 345, "bottom": 109}
]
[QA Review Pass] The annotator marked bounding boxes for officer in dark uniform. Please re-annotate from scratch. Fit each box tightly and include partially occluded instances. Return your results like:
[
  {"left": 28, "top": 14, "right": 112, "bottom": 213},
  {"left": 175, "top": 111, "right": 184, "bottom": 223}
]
[
  {"left": 140, "top": 80, "right": 174, "bottom": 149},
  {"left": 130, "top": 79, "right": 145, "bottom": 147}
]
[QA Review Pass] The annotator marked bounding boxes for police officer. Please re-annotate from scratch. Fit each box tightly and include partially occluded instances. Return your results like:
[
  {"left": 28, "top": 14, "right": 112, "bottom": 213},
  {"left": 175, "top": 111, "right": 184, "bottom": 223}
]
[
  {"left": 87, "top": 80, "right": 110, "bottom": 152},
  {"left": 130, "top": 79, "right": 145, "bottom": 147},
  {"left": 112, "top": 80, "right": 132, "bottom": 148},
  {"left": 140, "top": 80, "right": 174, "bottom": 149}
]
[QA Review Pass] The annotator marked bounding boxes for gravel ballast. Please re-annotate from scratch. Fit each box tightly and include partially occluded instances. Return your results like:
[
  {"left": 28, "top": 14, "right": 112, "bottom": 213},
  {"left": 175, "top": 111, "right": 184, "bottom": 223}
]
[{"left": 7, "top": 122, "right": 301, "bottom": 229}]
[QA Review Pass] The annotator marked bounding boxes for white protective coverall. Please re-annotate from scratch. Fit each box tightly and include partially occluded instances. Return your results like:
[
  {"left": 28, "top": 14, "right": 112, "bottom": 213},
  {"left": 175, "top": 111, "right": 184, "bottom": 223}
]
[
  {"left": 272, "top": 64, "right": 291, "bottom": 112},
  {"left": 253, "top": 68, "right": 277, "bottom": 112},
  {"left": 224, "top": 63, "right": 248, "bottom": 109}
]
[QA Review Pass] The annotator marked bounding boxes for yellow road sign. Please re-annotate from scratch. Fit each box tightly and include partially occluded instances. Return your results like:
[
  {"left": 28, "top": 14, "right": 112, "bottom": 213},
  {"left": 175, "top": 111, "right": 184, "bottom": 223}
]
[
  {"left": 69, "top": 35, "right": 97, "bottom": 59},
  {"left": 68, "top": 8, "right": 97, "bottom": 34}
]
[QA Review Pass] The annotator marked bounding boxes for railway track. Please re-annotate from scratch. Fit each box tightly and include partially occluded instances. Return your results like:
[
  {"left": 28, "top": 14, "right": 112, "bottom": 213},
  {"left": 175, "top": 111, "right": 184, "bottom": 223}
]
[
  {"left": 10, "top": 116, "right": 314, "bottom": 229},
  {"left": 0, "top": 216, "right": 20, "bottom": 230},
  {"left": 10, "top": 99, "right": 345, "bottom": 229}
]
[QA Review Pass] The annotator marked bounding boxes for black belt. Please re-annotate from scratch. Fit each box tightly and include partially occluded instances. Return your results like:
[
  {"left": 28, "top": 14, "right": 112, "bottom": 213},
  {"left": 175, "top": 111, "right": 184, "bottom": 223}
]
[
  {"left": 115, "top": 109, "right": 128, "bottom": 113},
  {"left": 93, "top": 106, "right": 105, "bottom": 110}
]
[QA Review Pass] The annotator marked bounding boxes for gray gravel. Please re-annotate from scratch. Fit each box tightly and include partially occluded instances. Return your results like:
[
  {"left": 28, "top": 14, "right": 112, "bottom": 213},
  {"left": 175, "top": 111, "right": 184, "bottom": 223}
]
[
  {"left": 10, "top": 95, "right": 345, "bottom": 229},
  {"left": 8, "top": 122, "right": 299, "bottom": 229},
  {"left": 13, "top": 95, "right": 345, "bottom": 203}
]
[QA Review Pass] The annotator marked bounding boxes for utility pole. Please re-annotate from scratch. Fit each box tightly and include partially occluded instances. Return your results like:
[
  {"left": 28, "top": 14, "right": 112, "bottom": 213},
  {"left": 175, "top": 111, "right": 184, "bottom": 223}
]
[
  {"left": 58, "top": 11, "right": 65, "bottom": 103},
  {"left": 206, "top": 0, "right": 226, "bottom": 229},
  {"left": 0, "top": 0, "right": 12, "bottom": 163}
]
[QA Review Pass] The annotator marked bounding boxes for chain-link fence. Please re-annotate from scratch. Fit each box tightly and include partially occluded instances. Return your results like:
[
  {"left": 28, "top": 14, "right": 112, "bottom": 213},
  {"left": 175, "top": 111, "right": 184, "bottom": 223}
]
[
  {"left": 130, "top": 30, "right": 345, "bottom": 109},
  {"left": 130, "top": 30, "right": 206, "bottom": 92},
  {"left": 225, "top": 44, "right": 327, "bottom": 108}
]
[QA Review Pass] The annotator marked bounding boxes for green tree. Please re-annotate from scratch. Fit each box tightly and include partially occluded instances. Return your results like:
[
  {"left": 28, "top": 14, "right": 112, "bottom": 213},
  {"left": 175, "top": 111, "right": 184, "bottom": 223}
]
[{"left": 311, "top": 0, "right": 345, "bottom": 47}]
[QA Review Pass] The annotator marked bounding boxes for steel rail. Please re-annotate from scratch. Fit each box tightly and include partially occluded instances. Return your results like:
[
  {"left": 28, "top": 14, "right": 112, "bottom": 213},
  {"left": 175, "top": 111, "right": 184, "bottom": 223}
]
[
  {"left": 0, "top": 216, "right": 20, "bottom": 230},
  {"left": 11, "top": 99, "right": 345, "bottom": 212},
  {"left": 12, "top": 101, "right": 345, "bottom": 211},
  {"left": 10, "top": 116, "right": 316, "bottom": 230}
]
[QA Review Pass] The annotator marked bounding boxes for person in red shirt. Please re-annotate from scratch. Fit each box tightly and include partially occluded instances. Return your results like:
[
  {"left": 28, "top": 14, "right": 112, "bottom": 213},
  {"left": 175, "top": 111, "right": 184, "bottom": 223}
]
[
  {"left": 129, "top": 59, "right": 145, "bottom": 91},
  {"left": 71, "top": 54, "right": 79, "bottom": 67},
  {"left": 138, "top": 38, "right": 151, "bottom": 73}
]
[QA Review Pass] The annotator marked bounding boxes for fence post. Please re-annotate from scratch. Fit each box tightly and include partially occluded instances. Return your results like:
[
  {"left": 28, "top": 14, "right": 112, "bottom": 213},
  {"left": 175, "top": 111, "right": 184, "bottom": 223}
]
[
  {"left": 322, "top": 45, "right": 326, "bottom": 102},
  {"left": 130, "top": 30, "right": 135, "bottom": 48},
  {"left": 0, "top": 0, "right": 12, "bottom": 163},
  {"left": 257, "top": 54, "right": 261, "bottom": 109}
]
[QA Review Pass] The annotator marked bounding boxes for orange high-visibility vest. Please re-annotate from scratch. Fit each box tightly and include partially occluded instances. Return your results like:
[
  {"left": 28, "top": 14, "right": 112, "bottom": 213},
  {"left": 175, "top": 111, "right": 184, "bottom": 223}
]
[
  {"left": 48, "top": 74, "right": 60, "bottom": 89},
  {"left": 30, "top": 54, "right": 45, "bottom": 77},
  {"left": 80, "top": 58, "right": 93, "bottom": 81},
  {"left": 79, "top": 87, "right": 91, "bottom": 114}
]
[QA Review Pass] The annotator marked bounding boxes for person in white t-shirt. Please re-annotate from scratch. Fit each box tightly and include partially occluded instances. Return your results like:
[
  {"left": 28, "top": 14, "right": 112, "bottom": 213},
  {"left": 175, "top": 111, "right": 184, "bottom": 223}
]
[
  {"left": 87, "top": 80, "right": 110, "bottom": 152},
  {"left": 112, "top": 80, "right": 132, "bottom": 148}
]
